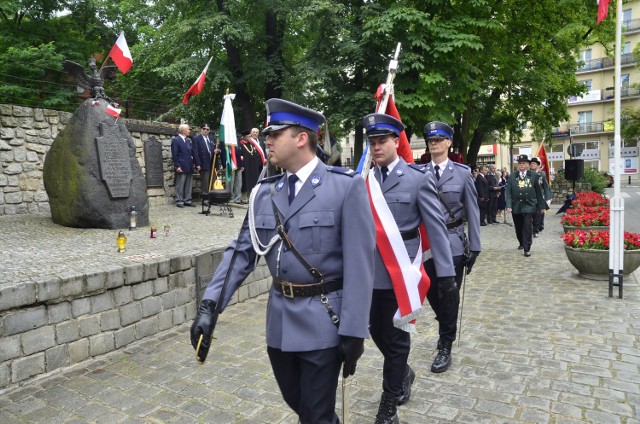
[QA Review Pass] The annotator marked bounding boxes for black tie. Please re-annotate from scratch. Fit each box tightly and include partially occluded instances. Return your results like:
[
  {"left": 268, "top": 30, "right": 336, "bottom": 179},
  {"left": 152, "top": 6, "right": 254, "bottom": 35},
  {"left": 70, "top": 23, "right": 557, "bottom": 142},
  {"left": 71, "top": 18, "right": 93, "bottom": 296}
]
[
  {"left": 288, "top": 174, "right": 299, "bottom": 205},
  {"left": 434, "top": 165, "right": 441, "bottom": 181},
  {"left": 380, "top": 166, "right": 389, "bottom": 182}
]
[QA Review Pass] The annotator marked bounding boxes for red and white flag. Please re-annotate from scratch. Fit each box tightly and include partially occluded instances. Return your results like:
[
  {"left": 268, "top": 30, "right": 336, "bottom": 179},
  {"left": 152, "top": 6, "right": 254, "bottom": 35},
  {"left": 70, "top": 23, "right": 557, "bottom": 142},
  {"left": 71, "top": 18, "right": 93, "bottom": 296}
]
[
  {"left": 106, "top": 104, "right": 121, "bottom": 119},
  {"left": 183, "top": 57, "right": 213, "bottom": 105},
  {"left": 536, "top": 144, "right": 551, "bottom": 184},
  {"left": 375, "top": 84, "right": 413, "bottom": 164},
  {"left": 367, "top": 171, "right": 430, "bottom": 332},
  {"left": 597, "top": 0, "right": 611, "bottom": 24},
  {"left": 107, "top": 32, "right": 133, "bottom": 74}
]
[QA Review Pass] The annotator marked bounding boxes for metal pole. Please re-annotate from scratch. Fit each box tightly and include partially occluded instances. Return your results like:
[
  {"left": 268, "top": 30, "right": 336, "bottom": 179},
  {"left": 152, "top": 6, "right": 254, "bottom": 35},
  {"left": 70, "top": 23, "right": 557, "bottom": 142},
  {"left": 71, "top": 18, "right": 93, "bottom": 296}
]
[{"left": 609, "top": 0, "right": 625, "bottom": 298}]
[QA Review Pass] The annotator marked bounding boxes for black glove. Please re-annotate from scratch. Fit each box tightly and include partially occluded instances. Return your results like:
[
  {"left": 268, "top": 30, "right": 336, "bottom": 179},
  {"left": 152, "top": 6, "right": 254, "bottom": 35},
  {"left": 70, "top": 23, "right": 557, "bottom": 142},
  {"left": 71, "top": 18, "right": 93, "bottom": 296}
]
[
  {"left": 465, "top": 251, "right": 480, "bottom": 275},
  {"left": 437, "top": 276, "right": 459, "bottom": 309},
  {"left": 190, "top": 299, "right": 219, "bottom": 364},
  {"left": 339, "top": 336, "right": 364, "bottom": 378}
]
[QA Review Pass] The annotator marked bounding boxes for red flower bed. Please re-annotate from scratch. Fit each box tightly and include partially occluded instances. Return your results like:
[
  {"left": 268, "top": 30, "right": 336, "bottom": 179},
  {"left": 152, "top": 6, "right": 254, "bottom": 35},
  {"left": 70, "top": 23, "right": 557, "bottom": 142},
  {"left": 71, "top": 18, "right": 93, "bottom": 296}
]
[
  {"left": 561, "top": 209, "right": 610, "bottom": 226},
  {"left": 561, "top": 230, "right": 640, "bottom": 250},
  {"left": 571, "top": 192, "right": 609, "bottom": 208},
  {"left": 564, "top": 205, "right": 609, "bottom": 216}
]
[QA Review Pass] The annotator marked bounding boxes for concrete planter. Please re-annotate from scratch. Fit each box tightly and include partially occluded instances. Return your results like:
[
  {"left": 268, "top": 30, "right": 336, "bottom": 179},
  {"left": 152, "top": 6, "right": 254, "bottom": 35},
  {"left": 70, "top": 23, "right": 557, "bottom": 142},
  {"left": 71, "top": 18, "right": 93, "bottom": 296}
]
[
  {"left": 564, "top": 246, "right": 640, "bottom": 280},
  {"left": 562, "top": 225, "right": 609, "bottom": 233}
]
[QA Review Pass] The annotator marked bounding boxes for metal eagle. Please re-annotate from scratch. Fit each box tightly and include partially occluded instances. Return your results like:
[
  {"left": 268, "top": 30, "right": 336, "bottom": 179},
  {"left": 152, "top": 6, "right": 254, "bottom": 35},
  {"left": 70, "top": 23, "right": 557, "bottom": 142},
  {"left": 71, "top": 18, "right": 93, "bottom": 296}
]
[{"left": 63, "top": 58, "right": 117, "bottom": 101}]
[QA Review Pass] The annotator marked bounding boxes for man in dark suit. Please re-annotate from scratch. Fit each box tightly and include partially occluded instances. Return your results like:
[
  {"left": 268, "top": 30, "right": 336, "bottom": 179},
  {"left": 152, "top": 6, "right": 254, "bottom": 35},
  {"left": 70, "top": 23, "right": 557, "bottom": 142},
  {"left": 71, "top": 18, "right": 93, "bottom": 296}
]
[
  {"left": 423, "top": 121, "right": 481, "bottom": 375},
  {"left": 192, "top": 124, "right": 225, "bottom": 194},
  {"left": 363, "top": 114, "right": 456, "bottom": 424},
  {"left": 170, "top": 124, "right": 194, "bottom": 207},
  {"left": 505, "top": 155, "right": 548, "bottom": 257},
  {"left": 191, "top": 99, "right": 375, "bottom": 424},
  {"left": 474, "top": 165, "right": 490, "bottom": 225},
  {"left": 487, "top": 164, "right": 500, "bottom": 223}
]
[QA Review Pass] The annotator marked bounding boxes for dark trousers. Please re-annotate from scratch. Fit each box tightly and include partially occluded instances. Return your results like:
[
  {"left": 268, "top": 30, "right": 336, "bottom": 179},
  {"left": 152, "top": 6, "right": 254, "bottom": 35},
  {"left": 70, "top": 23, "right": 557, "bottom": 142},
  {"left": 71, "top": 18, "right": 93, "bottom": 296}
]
[
  {"left": 512, "top": 212, "right": 534, "bottom": 252},
  {"left": 425, "top": 255, "right": 465, "bottom": 342},
  {"left": 533, "top": 208, "right": 545, "bottom": 232},
  {"left": 369, "top": 289, "right": 410, "bottom": 397},
  {"left": 488, "top": 196, "right": 498, "bottom": 222},
  {"left": 477, "top": 199, "right": 488, "bottom": 224},
  {"left": 199, "top": 169, "right": 211, "bottom": 193},
  {"left": 267, "top": 346, "right": 341, "bottom": 424}
]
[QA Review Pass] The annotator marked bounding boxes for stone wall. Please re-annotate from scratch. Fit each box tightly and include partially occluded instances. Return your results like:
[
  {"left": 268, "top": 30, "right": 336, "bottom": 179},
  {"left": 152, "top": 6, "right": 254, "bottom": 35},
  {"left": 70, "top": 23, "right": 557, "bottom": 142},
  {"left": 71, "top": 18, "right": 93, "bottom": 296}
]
[
  {"left": 551, "top": 176, "right": 592, "bottom": 204},
  {"left": 0, "top": 104, "right": 193, "bottom": 216},
  {"left": 0, "top": 248, "right": 271, "bottom": 390}
]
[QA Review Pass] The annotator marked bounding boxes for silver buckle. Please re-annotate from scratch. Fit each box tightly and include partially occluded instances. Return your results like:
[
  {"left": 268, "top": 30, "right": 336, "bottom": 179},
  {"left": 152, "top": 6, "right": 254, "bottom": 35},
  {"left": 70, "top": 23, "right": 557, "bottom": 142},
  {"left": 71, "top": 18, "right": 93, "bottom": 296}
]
[{"left": 281, "top": 281, "right": 294, "bottom": 299}]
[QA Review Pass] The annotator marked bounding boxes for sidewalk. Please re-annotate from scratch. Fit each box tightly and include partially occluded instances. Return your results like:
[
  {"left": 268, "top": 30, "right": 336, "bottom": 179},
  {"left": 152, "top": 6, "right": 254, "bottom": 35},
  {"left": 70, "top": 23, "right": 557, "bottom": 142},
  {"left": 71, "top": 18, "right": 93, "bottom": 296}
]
[{"left": 1, "top": 207, "right": 639, "bottom": 423}]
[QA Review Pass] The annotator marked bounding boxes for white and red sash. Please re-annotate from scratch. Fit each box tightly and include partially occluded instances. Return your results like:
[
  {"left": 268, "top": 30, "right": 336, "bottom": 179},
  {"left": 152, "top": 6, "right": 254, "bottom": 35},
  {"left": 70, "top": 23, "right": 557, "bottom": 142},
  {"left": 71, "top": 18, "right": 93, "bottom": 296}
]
[{"left": 367, "top": 169, "right": 430, "bottom": 332}]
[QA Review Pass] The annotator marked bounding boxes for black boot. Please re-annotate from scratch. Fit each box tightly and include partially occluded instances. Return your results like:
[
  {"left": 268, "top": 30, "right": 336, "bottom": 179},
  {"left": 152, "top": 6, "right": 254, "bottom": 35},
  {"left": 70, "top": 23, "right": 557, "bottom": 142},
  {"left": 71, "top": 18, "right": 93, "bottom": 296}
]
[
  {"left": 431, "top": 339, "right": 452, "bottom": 373},
  {"left": 397, "top": 365, "right": 415, "bottom": 405},
  {"left": 374, "top": 392, "right": 399, "bottom": 424}
]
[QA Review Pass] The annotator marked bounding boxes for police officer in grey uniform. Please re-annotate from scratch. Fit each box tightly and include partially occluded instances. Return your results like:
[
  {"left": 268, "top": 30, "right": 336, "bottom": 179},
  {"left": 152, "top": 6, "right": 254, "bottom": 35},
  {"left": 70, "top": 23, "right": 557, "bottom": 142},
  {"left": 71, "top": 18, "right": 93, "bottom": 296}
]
[
  {"left": 422, "top": 121, "right": 481, "bottom": 373},
  {"left": 364, "top": 114, "right": 457, "bottom": 424},
  {"left": 191, "top": 99, "right": 376, "bottom": 424}
]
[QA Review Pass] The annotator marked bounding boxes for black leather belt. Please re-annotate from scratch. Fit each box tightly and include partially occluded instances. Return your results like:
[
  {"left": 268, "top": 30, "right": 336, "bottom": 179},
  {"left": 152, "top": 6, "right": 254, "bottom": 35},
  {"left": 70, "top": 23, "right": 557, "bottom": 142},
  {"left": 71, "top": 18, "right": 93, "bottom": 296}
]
[
  {"left": 446, "top": 218, "right": 463, "bottom": 229},
  {"left": 401, "top": 229, "right": 419, "bottom": 240},
  {"left": 273, "top": 279, "right": 343, "bottom": 299}
]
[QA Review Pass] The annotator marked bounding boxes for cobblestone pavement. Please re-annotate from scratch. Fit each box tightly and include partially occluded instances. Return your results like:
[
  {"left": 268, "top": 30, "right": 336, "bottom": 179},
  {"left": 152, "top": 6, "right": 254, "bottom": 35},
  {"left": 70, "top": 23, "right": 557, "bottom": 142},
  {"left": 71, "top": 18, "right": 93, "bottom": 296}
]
[{"left": 1, "top": 206, "right": 640, "bottom": 423}]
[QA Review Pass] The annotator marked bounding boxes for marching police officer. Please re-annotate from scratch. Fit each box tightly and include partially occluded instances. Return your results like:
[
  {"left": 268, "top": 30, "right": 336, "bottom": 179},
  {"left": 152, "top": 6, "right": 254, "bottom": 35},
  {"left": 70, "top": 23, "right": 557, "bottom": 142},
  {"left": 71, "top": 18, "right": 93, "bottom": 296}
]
[
  {"left": 363, "top": 114, "right": 457, "bottom": 424},
  {"left": 191, "top": 99, "right": 376, "bottom": 424},
  {"left": 422, "top": 121, "right": 481, "bottom": 374},
  {"left": 505, "top": 154, "right": 548, "bottom": 256}
]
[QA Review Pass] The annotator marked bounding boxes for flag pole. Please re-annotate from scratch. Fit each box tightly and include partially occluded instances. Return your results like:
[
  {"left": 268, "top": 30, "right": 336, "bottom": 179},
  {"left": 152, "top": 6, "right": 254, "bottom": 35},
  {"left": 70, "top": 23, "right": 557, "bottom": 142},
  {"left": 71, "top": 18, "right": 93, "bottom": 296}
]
[
  {"left": 361, "top": 43, "right": 401, "bottom": 180},
  {"left": 609, "top": 0, "right": 625, "bottom": 298}
]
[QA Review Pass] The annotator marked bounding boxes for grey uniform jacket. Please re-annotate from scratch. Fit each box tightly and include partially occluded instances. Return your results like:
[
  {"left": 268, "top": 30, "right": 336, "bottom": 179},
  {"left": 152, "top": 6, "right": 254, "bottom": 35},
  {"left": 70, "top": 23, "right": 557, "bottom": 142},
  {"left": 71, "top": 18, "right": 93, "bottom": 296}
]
[
  {"left": 373, "top": 158, "right": 455, "bottom": 290},
  {"left": 423, "top": 161, "right": 482, "bottom": 257},
  {"left": 202, "top": 161, "right": 376, "bottom": 352}
]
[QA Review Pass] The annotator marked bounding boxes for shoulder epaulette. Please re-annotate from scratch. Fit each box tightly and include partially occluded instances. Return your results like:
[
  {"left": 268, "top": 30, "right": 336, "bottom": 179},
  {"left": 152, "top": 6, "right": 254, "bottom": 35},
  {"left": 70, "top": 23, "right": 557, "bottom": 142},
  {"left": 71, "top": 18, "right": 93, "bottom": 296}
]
[
  {"left": 453, "top": 162, "right": 470, "bottom": 171},
  {"left": 326, "top": 166, "right": 357, "bottom": 177},
  {"left": 258, "top": 173, "right": 284, "bottom": 184},
  {"left": 407, "top": 163, "right": 428, "bottom": 173}
]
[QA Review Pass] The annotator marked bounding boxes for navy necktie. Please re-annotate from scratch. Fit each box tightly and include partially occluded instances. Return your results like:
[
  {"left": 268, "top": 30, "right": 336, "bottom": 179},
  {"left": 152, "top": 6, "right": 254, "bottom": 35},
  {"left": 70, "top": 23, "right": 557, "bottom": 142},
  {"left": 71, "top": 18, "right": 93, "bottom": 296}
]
[
  {"left": 434, "top": 165, "right": 441, "bottom": 181},
  {"left": 380, "top": 166, "right": 389, "bottom": 183},
  {"left": 288, "top": 174, "right": 299, "bottom": 205}
]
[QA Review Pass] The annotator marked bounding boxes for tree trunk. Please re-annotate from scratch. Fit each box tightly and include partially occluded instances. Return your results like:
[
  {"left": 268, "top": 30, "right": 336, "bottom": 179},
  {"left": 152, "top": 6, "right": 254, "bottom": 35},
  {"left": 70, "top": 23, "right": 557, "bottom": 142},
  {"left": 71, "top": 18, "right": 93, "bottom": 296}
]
[
  {"left": 264, "top": 10, "right": 285, "bottom": 100},
  {"left": 216, "top": 0, "right": 254, "bottom": 130},
  {"left": 465, "top": 89, "right": 501, "bottom": 166}
]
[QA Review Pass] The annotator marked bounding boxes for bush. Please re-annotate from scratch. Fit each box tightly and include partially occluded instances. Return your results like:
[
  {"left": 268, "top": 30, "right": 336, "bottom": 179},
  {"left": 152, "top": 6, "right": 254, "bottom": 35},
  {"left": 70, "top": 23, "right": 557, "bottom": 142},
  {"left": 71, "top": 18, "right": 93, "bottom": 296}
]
[{"left": 580, "top": 167, "right": 608, "bottom": 194}]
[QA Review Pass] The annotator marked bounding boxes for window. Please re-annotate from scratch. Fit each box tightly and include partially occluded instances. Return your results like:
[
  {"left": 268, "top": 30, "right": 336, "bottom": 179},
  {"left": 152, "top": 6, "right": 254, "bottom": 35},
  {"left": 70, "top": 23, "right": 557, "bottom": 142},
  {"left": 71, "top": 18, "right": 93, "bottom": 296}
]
[
  {"left": 581, "top": 80, "right": 592, "bottom": 91},
  {"left": 623, "top": 8, "right": 632, "bottom": 23},
  {"left": 580, "top": 49, "right": 592, "bottom": 62},
  {"left": 622, "top": 74, "right": 630, "bottom": 96},
  {"left": 624, "top": 42, "right": 631, "bottom": 55}
]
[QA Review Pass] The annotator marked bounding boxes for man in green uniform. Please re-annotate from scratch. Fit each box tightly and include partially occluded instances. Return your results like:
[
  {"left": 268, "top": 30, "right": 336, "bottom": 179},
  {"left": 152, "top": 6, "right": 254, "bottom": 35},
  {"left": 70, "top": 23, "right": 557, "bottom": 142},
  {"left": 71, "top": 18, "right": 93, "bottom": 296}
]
[{"left": 505, "top": 155, "right": 548, "bottom": 257}]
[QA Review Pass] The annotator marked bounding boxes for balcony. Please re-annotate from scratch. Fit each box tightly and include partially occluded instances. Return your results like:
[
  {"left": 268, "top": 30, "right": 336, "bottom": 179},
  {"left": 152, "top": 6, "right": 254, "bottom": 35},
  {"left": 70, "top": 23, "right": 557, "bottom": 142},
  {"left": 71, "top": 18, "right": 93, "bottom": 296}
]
[
  {"left": 623, "top": 18, "right": 640, "bottom": 33},
  {"left": 601, "top": 86, "right": 640, "bottom": 99},
  {"left": 577, "top": 53, "right": 635, "bottom": 72},
  {"left": 569, "top": 121, "right": 612, "bottom": 135}
]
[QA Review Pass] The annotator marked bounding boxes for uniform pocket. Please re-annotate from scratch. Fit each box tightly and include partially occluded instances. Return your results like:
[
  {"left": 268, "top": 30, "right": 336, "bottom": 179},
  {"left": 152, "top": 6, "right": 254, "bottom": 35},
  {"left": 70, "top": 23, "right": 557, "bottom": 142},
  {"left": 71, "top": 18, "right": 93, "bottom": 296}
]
[
  {"left": 384, "top": 192, "right": 411, "bottom": 222},
  {"left": 298, "top": 211, "right": 336, "bottom": 252},
  {"left": 255, "top": 214, "right": 277, "bottom": 243},
  {"left": 441, "top": 183, "right": 462, "bottom": 205}
]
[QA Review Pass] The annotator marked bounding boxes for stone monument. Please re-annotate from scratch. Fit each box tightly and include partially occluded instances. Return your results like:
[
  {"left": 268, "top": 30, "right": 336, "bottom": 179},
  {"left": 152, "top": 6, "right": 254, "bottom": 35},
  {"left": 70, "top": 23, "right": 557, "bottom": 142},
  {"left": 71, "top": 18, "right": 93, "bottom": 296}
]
[{"left": 43, "top": 59, "right": 149, "bottom": 229}]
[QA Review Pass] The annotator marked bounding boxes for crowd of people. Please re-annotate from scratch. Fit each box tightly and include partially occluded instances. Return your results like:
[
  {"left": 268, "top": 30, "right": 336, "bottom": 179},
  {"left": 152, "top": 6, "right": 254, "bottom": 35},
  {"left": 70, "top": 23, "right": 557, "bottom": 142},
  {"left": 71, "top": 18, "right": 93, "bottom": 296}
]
[{"left": 185, "top": 99, "right": 553, "bottom": 424}]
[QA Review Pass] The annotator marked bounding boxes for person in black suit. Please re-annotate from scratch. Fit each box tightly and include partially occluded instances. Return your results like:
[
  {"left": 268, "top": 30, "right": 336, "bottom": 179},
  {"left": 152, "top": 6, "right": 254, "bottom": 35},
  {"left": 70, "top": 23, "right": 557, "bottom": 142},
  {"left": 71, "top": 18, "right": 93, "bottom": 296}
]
[
  {"left": 192, "top": 124, "right": 225, "bottom": 194},
  {"left": 487, "top": 164, "right": 500, "bottom": 224},
  {"left": 474, "top": 165, "right": 490, "bottom": 225},
  {"left": 170, "top": 124, "right": 195, "bottom": 207}
]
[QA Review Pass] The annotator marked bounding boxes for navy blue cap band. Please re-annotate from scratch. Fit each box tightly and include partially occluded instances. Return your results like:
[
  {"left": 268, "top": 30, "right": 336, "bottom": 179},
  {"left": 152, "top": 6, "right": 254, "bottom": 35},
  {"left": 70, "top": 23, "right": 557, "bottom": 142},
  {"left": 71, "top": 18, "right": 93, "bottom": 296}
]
[{"left": 269, "top": 112, "right": 321, "bottom": 132}]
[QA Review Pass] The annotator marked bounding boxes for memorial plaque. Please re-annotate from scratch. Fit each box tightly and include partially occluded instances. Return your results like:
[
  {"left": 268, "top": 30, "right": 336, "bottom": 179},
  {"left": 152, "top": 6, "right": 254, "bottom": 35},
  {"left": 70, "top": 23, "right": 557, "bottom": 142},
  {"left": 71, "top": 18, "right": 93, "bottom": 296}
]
[
  {"left": 144, "top": 136, "right": 164, "bottom": 188},
  {"left": 96, "top": 122, "right": 132, "bottom": 198}
]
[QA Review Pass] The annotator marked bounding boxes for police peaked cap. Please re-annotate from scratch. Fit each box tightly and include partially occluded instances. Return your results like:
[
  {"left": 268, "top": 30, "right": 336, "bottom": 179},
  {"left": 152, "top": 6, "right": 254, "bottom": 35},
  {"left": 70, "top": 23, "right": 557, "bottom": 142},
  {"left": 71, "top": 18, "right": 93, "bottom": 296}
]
[
  {"left": 263, "top": 98, "right": 325, "bottom": 134},
  {"left": 517, "top": 154, "right": 530, "bottom": 163},
  {"left": 363, "top": 113, "right": 405, "bottom": 137},
  {"left": 423, "top": 121, "right": 454, "bottom": 139},
  {"left": 530, "top": 157, "right": 541, "bottom": 165}
]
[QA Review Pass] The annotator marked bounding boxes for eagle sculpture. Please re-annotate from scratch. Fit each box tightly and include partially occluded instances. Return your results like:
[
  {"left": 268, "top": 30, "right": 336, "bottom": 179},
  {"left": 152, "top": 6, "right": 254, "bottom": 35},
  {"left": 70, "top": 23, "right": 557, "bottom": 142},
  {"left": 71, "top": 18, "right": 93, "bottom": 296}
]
[{"left": 63, "top": 58, "right": 117, "bottom": 100}]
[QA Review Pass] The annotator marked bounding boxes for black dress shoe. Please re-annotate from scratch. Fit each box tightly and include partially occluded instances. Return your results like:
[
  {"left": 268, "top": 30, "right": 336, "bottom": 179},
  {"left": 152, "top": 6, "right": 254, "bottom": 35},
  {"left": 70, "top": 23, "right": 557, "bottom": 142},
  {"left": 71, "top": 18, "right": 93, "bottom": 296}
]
[
  {"left": 375, "top": 392, "right": 399, "bottom": 424},
  {"left": 431, "top": 339, "right": 452, "bottom": 373},
  {"left": 517, "top": 245, "right": 524, "bottom": 250},
  {"left": 524, "top": 251, "right": 531, "bottom": 257},
  {"left": 533, "top": 232, "right": 539, "bottom": 238},
  {"left": 480, "top": 222, "right": 487, "bottom": 226},
  {"left": 176, "top": 204, "right": 184, "bottom": 208}
]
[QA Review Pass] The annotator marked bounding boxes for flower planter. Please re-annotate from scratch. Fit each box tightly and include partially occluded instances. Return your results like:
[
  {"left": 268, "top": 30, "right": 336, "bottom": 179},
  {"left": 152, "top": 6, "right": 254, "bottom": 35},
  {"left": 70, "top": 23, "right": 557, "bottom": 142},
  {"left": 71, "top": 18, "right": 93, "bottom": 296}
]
[
  {"left": 564, "top": 246, "right": 640, "bottom": 280},
  {"left": 562, "top": 225, "right": 609, "bottom": 233}
]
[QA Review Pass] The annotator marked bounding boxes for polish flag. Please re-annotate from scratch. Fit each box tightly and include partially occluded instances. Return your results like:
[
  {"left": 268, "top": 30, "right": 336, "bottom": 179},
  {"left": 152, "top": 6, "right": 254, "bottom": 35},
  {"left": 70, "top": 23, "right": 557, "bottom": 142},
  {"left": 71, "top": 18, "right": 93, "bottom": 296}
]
[
  {"left": 106, "top": 104, "right": 121, "bottom": 119},
  {"left": 108, "top": 32, "right": 133, "bottom": 74},
  {"left": 183, "top": 58, "right": 213, "bottom": 105},
  {"left": 597, "top": 0, "right": 611, "bottom": 24}
]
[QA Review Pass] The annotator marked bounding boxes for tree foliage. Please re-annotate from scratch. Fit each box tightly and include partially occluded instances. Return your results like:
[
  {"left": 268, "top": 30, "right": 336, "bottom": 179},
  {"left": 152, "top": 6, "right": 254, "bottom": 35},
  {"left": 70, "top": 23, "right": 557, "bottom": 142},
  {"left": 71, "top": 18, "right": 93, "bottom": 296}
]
[{"left": 0, "top": 0, "right": 611, "bottom": 163}]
